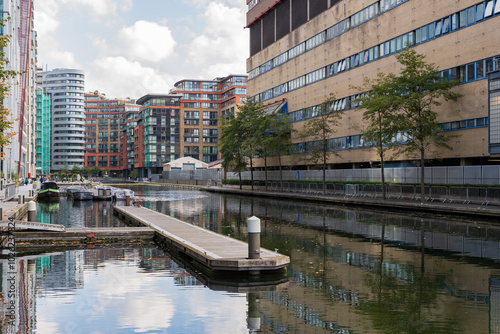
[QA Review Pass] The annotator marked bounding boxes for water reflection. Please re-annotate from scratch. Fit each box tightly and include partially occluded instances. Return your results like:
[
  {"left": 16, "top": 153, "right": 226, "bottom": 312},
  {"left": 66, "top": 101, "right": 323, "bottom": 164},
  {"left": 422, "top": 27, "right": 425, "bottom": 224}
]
[
  {"left": 129, "top": 185, "right": 500, "bottom": 333},
  {"left": 37, "top": 197, "right": 127, "bottom": 228},
  {"left": 0, "top": 248, "right": 288, "bottom": 333},
  {"left": 3, "top": 185, "right": 499, "bottom": 333}
]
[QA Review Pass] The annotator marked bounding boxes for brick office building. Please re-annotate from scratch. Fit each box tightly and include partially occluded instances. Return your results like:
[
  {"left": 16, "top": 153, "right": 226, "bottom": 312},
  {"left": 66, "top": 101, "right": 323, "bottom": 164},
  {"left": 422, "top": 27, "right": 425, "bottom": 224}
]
[
  {"left": 171, "top": 74, "right": 247, "bottom": 163},
  {"left": 246, "top": 0, "right": 500, "bottom": 169},
  {"left": 84, "top": 93, "right": 140, "bottom": 175}
]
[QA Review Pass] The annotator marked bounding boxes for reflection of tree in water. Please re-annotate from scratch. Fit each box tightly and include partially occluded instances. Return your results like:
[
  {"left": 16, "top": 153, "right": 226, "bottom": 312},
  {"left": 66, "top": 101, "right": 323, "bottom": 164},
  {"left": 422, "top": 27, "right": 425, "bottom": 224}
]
[
  {"left": 39, "top": 202, "right": 60, "bottom": 213},
  {"left": 360, "top": 222, "right": 457, "bottom": 334},
  {"left": 38, "top": 202, "right": 60, "bottom": 224}
]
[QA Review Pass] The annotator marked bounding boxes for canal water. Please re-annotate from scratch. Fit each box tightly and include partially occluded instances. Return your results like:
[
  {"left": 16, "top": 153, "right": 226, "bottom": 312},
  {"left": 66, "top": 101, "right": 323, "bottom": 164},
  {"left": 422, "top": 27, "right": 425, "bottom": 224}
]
[{"left": 4, "top": 184, "right": 500, "bottom": 333}]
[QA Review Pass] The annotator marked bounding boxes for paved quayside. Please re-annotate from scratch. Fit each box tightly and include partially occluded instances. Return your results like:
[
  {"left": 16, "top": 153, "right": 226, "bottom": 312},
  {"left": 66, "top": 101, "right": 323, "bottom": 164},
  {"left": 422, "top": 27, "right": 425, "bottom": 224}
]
[{"left": 113, "top": 206, "right": 290, "bottom": 272}]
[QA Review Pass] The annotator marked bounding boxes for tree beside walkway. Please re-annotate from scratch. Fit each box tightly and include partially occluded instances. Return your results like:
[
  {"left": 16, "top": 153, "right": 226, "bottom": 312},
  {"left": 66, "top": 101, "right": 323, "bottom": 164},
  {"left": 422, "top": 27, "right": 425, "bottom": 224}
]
[
  {"left": 219, "top": 98, "right": 293, "bottom": 191},
  {"left": 354, "top": 74, "right": 398, "bottom": 200},
  {"left": 359, "top": 48, "right": 462, "bottom": 202},
  {"left": 297, "top": 93, "right": 343, "bottom": 195},
  {"left": 219, "top": 107, "right": 247, "bottom": 190}
]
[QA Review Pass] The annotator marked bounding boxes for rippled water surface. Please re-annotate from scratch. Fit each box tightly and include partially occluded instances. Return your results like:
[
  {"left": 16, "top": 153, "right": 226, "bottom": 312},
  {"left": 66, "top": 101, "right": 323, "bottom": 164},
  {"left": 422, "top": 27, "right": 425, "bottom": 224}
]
[{"left": 2, "top": 184, "right": 500, "bottom": 333}]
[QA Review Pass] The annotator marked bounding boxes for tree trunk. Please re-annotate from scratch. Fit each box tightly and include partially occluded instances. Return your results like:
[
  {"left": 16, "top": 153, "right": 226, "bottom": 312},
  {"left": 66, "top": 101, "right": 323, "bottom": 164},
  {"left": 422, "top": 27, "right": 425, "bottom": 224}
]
[
  {"left": 250, "top": 155, "right": 254, "bottom": 191},
  {"left": 378, "top": 114, "right": 386, "bottom": 200},
  {"left": 278, "top": 135, "right": 283, "bottom": 192},
  {"left": 264, "top": 155, "right": 268, "bottom": 192},
  {"left": 380, "top": 148, "right": 386, "bottom": 200},
  {"left": 322, "top": 150, "right": 327, "bottom": 195},
  {"left": 420, "top": 147, "right": 425, "bottom": 203},
  {"left": 238, "top": 171, "right": 242, "bottom": 190}
]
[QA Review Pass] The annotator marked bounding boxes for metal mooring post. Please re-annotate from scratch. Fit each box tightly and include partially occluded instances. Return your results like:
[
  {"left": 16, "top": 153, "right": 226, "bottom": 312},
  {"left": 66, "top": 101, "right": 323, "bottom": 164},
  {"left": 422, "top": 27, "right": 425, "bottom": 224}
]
[
  {"left": 18, "top": 195, "right": 24, "bottom": 204},
  {"left": 28, "top": 201, "right": 36, "bottom": 222},
  {"left": 125, "top": 190, "right": 131, "bottom": 206},
  {"left": 248, "top": 216, "right": 261, "bottom": 259}
]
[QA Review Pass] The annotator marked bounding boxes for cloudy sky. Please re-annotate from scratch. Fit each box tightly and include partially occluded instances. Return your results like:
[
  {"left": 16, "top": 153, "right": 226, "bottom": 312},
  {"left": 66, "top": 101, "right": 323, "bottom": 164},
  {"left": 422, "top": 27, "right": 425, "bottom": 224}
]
[{"left": 35, "top": 0, "right": 249, "bottom": 100}]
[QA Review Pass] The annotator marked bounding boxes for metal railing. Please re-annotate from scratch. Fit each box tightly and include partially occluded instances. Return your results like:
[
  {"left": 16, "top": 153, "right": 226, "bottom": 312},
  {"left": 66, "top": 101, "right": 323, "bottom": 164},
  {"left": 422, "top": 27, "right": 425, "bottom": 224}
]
[
  {"left": 5, "top": 183, "right": 17, "bottom": 201},
  {"left": 257, "top": 181, "right": 500, "bottom": 206},
  {"left": 227, "top": 165, "right": 500, "bottom": 185}
]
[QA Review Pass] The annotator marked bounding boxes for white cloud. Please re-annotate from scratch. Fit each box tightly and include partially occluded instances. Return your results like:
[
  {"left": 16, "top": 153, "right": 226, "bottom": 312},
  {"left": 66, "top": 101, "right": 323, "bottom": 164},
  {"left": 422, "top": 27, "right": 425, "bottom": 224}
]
[
  {"left": 34, "top": 0, "right": 60, "bottom": 49},
  {"left": 182, "top": 290, "right": 248, "bottom": 334},
  {"left": 118, "top": 292, "right": 174, "bottom": 332},
  {"left": 45, "top": 50, "right": 82, "bottom": 69},
  {"left": 118, "top": 21, "right": 177, "bottom": 63},
  {"left": 186, "top": 2, "right": 248, "bottom": 77},
  {"left": 89, "top": 56, "right": 174, "bottom": 99},
  {"left": 35, "top": 1, "right": 249, "bottom": 99},
  {"left": 35, "top": 11, "right": 60, "bottom": 36},
  {"left": 92, "top": 37, "right": 109, "bottom": 55},
  {"left": 36, "top": 321, "right": 61, "bottom": 334},
  {"left": 59, "top": 0, "right": 133, "bottom": 16}
]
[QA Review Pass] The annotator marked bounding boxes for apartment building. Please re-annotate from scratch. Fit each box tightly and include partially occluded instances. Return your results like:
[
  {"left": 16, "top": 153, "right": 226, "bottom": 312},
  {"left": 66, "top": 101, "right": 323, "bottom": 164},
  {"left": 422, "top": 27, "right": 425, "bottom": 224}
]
[
  {"left": 84, "top": 93, "right": 140, "bottom": 175},
  {"left": 35, "top": 89, "right": 51, "bottom": 175},
  {"left": 134, "top": 94, "right": 182, "bottom": 178},
  {"left": 132, "top": 75, "right": 247, "bottom": 178},
  {"left": 171, "top": 75, "right": 247, "bottom": 163},
  {"left": 1, "top": 0, "right": 37, "bottom": 180},
  {"left": 119, "top": 107, "right": 139, "bottom": 177},
  {"left": 246, "top": 0, "right": 500, "bottom": 169},
  {"left": 41, "top": 68, "right": 85, "bottom": 171}
]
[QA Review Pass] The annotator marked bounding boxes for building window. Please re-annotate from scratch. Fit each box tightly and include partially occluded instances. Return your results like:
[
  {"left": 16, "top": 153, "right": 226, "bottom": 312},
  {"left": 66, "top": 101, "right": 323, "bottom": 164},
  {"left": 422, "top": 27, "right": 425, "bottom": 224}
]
[{"left": 98, "top": 156, "right": 108, "bottom": 167}]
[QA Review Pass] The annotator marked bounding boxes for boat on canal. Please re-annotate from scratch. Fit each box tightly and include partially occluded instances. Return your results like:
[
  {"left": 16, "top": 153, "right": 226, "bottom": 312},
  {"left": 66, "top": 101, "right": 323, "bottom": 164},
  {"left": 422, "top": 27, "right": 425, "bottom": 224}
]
[
  {"left": 67, "top": 186, "right": 94, "bottom": 201},
  {"left": 37, "top": 182, "right": 61, "bottom": 202},
  {"left": 111, "top": 188, "right": 135, "bottom": 201}
]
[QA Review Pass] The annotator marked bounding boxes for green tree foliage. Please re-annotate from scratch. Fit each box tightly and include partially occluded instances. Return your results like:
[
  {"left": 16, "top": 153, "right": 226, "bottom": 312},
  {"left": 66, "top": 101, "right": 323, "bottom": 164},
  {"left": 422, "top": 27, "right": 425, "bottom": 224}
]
[
  {"left": 219, "top": 108, "right": 248, "bottom": 189},
  {"left": 82, "top": 166, "right": 92, "bottom": 177},
  {"left": 91, "top": 166, "right": 102, "bottom": 176},
  {"left": 369, "top": 48, "right": 462, "bottom": 202},
  {"left": 130, "top": 169, "right": 138, "bottom": 179},
  {"left": 260, "top": 111, "right": 293, "bottom": 190},
  {"left": 220, "top": 98, "right": 293, "bottom": 191},
  {"left": 61, "top": 164, "right": 69, "bottom": 176},
  {"left": 297, "top": 93, "right": 343, "bottom": 194},
  {"left": 0, "top": 19, "right": 21, "bottom": 161},
  {"left": 71, "top": 165, "right": 82, "bottom": 175},
  {"left": 355, "top": 73, "right": 398, "bottom": 200},
  {"left": 238, "top": 98, "right": 267, "bottom": 190}
]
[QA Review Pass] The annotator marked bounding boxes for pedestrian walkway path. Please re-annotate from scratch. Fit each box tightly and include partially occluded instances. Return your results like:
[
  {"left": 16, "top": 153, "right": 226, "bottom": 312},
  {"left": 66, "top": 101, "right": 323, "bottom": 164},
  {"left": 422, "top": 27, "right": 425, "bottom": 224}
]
[{"left": 0, "top": 183, "right": 35, "bottom": 220}]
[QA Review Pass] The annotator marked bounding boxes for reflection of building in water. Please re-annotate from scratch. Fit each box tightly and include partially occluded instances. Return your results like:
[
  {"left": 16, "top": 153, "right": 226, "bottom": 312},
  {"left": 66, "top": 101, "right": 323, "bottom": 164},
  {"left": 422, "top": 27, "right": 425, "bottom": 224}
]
[
  {"left": 0, "top": 248, "right": 202, "bottom": 333},
  {"left": 138, "top": 248, "right": 174, "bottom": 270},
  {"left": 491, "top": 278, "right": 500, "bottom": 333},
  {"left": 145, "top": 190, "right": 224, "bottom": 232},
  {"left": 258, "top": 220, "right": 495, "bottom": 333},
  {"left": 226, "top": 195, "right": 500, "bottom": 262},
  {"left": 36, "top": 251, "right": 84, "bottom": 291},
  {"left": 174, "top": 274, "right": 202, "bottom": 287},
  {"left": 82, "top": 248, "right": 180, "bottom": 273},
  {"left": 83, "top": 248, "right": 128, "bottom": 267},
  {"left": 1, "top": 258, "right": 37, "bottom": 334},
  {"left": 37, "top": 203, "right": 60, "bottom": 225}
]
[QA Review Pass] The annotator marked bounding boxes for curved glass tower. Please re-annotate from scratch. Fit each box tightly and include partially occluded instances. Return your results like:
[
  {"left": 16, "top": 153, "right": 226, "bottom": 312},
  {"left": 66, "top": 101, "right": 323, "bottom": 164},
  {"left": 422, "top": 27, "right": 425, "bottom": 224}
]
[{"left": 42, "top": 69, "right": 85, "bottom": 171}]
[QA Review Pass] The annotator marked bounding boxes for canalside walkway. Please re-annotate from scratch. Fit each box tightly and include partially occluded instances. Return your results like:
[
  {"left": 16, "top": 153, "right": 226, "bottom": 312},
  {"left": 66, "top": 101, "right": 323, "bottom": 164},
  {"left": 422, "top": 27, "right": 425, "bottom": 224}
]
[
  {"left": 199, "top": 185, "right": 500, "bottom": 220},
  {"left": 0, "top": 184, "right": 35, "bottom": 221},
  {"left": 113, "top": 206, "right": 290, "bottom": 272}
]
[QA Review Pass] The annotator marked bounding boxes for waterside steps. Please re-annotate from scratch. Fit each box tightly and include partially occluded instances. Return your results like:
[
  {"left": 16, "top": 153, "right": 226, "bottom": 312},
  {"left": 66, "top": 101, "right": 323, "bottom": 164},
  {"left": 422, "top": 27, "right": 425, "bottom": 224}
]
[{"left": 113, "top": 206, "right": 290, "bottom": 273}]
